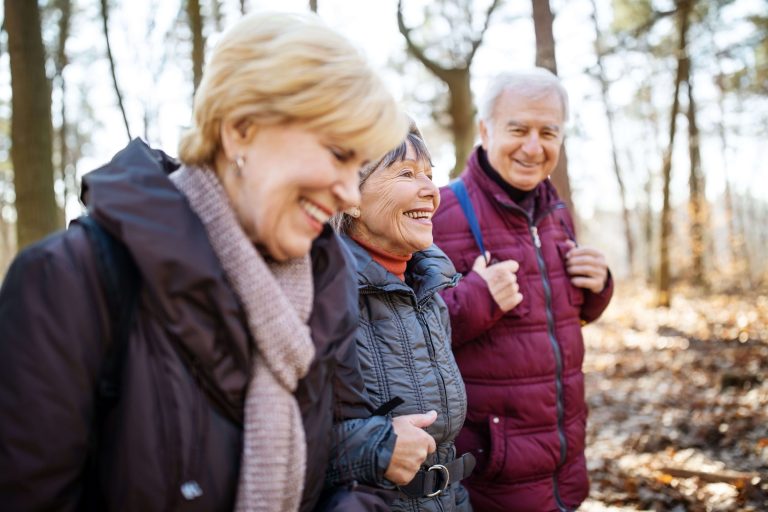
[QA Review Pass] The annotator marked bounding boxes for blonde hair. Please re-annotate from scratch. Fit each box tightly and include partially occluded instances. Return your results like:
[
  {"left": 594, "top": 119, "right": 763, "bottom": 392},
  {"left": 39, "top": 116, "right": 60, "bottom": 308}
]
[{"left": 179, "top": 11, "right": 408, "bottom": 167}]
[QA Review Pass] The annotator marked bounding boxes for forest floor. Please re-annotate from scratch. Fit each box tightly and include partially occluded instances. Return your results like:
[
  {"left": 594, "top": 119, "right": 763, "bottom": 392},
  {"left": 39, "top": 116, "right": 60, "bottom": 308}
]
[{"left": 581, "top": 283, "right": 768, "bottom": 511}]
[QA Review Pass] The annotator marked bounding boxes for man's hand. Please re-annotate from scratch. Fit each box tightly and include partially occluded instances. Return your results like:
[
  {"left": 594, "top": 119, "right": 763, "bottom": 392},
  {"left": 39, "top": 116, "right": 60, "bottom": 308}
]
[
  {"left": 472, "top": 253, "right": 523, "bottom": 312},
  {"left": 563, "top": 240, "right": 608, "bottom": 294},
  {"left": 384, "top": 411, "right": 438, "bottom": 485}
]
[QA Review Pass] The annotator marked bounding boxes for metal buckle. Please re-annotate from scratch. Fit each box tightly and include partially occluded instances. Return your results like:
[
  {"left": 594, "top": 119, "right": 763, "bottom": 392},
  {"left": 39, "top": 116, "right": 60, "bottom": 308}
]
[{"left": 425, "top": 464, "right": 450, "bottom": 498}]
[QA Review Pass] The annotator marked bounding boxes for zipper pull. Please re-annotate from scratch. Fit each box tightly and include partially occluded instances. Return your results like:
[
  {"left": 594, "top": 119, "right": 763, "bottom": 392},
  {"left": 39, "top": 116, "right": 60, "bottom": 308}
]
[{"left": 531, "top": 226, "right": 542, "bottom": 248}]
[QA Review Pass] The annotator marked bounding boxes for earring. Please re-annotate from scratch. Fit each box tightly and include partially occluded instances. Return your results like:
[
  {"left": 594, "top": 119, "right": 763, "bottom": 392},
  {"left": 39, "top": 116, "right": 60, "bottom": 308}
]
[
  {"left": 347, "top": 206, "right": 361, "bottom": 218},
  {"left": 232, "top": 155, "right": 245, "bottom": 177}
]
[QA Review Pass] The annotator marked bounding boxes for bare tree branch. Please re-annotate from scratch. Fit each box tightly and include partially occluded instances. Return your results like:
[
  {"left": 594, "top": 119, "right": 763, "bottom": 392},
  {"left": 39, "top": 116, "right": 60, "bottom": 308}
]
[
  {"left": 397, "top": 0, "right": 451, "bottom": 79},
  {"left": 99, "top": 0, "right": 132, "bottom": 141},
  {"left": 468, "top": 0, "right": 502, "bottom": 62}
]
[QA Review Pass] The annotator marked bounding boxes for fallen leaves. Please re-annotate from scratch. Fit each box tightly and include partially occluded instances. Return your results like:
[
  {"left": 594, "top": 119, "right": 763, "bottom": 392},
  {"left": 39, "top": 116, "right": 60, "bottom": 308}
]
[{"left": 582, "top": 283, "right": 768, "bottom": 511}]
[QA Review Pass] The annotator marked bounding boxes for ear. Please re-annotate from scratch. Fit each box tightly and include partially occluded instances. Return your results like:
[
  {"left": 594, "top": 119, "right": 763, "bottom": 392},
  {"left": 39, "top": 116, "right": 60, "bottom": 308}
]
[
  {"left": 220, "top": 120, "right": 257, "bottom": 160},
  {"left": 478, "top": 119, "right": 490, "bottom": 150}
]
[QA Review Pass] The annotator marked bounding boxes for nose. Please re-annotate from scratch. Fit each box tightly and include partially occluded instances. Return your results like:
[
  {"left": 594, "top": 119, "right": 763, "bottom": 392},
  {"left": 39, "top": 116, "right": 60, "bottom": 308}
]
[
  {"left": 418, "top": 176, "right": 440, "bottom": 205},
  {"left": 522, "top": 133, "right": 543, "bottom": 156},
  {"left": 332, "top": 173, "right": 361, "bottom": 211}
]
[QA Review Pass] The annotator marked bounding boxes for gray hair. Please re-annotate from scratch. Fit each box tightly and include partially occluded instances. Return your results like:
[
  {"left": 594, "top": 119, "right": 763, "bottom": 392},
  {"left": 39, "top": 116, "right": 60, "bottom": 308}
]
[
  {"left": 478, "top": 68, "right": 569, "bottom": 124},
  {"left": 331, "top": 120, "right": 432, "bottom": 235}
]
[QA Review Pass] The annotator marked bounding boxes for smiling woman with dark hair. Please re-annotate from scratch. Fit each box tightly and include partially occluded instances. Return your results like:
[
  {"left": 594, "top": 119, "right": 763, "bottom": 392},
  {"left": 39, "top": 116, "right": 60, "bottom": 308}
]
[{"left": 329, "top": 122, "right": 474, "bottom": 511}]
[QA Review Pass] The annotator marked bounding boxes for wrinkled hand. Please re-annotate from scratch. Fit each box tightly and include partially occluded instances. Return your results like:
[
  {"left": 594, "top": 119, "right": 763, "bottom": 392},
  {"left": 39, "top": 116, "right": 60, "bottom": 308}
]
[
  {"left": 472, "top": 253, "right": 524, "bottom": 312},
  {"left": 384, "top": 411, "right": 438, "bottom": 485},
  {"left": 563, "top": 240, "right": 608, "bottom": 294}
]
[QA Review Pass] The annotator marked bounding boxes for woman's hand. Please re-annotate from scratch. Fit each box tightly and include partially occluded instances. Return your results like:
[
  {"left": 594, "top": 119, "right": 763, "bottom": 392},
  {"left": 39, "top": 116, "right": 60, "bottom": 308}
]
[{"left": 384, "top": 411, "right": 438, "bottom": 485}]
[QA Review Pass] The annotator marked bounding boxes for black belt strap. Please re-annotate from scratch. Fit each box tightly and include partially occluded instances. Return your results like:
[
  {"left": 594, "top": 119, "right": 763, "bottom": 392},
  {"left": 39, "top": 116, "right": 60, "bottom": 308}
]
[{"left": 399, "top": 453, "right": 476, "bottom": 499}]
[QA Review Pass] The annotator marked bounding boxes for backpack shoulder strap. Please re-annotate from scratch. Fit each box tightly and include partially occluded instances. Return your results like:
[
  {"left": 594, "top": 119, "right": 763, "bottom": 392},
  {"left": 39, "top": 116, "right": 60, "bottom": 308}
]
[
  {"left": 448, "top": 178, "right": 486, "bottom": 258},
  {"left": 75, "top": 215, "right": 140, "bottom": 401},
  {"left": 72, "top": 215, "right": 141, "bottom": 508}
]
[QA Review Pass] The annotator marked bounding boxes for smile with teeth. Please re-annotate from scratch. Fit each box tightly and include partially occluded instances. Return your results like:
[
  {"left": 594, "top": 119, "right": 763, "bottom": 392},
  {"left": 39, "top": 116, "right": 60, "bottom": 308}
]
[
  {"left": 299, "top": 198, "right": 331, "bottom": 224},
  {"left": 514, "top": 159, "right": 541, "bottom": 168},
  {"left": 404, "top": 210, "right": 433, "bottom": 220}
]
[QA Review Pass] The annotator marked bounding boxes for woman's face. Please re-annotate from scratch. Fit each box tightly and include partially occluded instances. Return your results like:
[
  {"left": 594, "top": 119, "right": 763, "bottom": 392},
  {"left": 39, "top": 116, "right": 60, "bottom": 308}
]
[
  {"left": 354, "top": 142, "right": 439, "bottom": 256},
  {"left": 219, "top": 124, "right": 363, "bottom": 261}
]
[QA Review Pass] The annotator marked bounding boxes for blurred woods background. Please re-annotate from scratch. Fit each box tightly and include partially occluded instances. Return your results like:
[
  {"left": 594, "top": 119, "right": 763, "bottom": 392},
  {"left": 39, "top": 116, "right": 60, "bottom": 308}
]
[{"left": 1, "top": 0, "right": 767, "bottom": 509}]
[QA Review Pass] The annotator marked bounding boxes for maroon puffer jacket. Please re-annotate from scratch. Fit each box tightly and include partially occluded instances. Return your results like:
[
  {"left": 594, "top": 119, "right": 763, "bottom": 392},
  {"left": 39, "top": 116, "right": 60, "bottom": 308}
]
[{"left": 432, "top": 147, "right": 613, "bottom": 512}]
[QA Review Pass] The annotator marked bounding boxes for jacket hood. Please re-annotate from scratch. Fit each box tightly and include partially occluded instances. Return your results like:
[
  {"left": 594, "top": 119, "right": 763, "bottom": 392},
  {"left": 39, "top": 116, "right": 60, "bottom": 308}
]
[
  {"left": 341, "top": 235, "right": 459, "bottom": 303},
  {"left": 81, "top": 138, "right": 251, "bottom": 416}
]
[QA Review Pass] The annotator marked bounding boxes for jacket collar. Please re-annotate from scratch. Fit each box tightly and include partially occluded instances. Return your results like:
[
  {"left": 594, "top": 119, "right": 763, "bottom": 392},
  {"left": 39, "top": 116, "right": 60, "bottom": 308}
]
[
  {"left": 341, "top": 235, "right": 459, "bottom": 304},
  {"left": 82, "top": 139, "right": 251, "bottom": 416},
  {"left": 463, "top": 145, "right": 564, "bottom": 223}
]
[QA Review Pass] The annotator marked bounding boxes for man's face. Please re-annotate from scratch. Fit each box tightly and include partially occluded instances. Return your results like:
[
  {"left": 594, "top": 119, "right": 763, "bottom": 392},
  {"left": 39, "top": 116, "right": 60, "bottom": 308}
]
[{"left": 479, "top": 89, "right": 565, "bottom": 191}]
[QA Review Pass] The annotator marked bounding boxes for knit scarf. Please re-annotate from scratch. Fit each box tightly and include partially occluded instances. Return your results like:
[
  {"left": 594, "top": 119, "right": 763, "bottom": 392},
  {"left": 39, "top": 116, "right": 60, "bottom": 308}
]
[{"left": 170, "top": 166, "right": 315, "bottom": 512}]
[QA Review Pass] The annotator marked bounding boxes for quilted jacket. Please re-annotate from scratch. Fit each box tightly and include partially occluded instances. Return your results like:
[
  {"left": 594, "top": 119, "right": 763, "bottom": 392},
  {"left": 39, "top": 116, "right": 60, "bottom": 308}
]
[{"left": 432, "top": 146, "right": 613, "bottom": 512}]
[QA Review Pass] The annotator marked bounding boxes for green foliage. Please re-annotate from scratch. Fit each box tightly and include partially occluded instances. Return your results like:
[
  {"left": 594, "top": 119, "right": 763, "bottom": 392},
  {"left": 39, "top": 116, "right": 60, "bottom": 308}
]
[{"left": 611, "top": 0, "right": 654, "bottom": 33}]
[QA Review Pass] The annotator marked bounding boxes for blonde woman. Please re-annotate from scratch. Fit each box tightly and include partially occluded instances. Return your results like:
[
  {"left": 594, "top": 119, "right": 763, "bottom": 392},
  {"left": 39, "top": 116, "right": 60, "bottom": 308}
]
[{"left": 0, "top": 12, "right": 407, "bottom": 512}]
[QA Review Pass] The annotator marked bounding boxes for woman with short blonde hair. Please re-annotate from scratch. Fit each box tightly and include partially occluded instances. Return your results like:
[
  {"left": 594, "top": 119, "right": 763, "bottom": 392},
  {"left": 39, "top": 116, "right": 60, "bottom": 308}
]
[{"left": 0, "top": 11, "right": 407, "bottom": 512}]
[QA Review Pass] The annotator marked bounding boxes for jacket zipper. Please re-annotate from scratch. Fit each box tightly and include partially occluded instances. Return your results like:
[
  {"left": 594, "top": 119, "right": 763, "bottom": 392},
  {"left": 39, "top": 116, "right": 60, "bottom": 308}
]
[
  {"left": 362, "top": 283, "right": 456, "bottom": 462},
  {"left": 528, "top": 222, "right": 571, "bottom": 512},
  {"left": 415, "top": 303, "right": 450, "bottom": 443},
  {"left": 496, "top": 199, "right": 569, "bottom": 511}
]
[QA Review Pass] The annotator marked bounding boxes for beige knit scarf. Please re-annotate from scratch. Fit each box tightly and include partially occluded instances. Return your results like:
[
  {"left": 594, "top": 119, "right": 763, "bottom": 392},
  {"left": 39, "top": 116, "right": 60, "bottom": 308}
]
[{"left": 170, "top": 166, "right": 315, "bottom": 512}]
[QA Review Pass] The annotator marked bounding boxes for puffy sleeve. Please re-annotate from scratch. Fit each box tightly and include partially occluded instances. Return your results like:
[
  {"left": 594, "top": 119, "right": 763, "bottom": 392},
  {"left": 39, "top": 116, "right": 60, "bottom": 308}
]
[{"left": 0, "top": 226, "right": 108, "bottom": 510}]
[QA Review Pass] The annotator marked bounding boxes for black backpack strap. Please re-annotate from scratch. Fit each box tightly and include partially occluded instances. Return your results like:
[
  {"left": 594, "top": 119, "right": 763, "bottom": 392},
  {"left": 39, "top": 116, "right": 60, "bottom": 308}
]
[
  {"left": 76, "top": 215, "right": 140, "bottom": 404},
  {"left": 448, "top": 179, "right": 487, "bottom": 259},
  {"left": 72, "top": 215, "right": 140, "bottom": 507}
]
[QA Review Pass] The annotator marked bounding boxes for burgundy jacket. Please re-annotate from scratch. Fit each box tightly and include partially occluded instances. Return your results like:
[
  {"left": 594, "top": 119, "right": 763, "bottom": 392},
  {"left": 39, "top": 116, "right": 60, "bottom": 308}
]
[{"left": 432, "top": 147, "right": 613, "bottom": 512}]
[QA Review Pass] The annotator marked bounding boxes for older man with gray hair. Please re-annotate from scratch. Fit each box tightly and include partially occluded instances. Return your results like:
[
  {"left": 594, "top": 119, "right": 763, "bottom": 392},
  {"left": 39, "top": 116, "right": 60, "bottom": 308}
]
[{"left": 432, "top": 68, "right": 613, "bottom": 511}]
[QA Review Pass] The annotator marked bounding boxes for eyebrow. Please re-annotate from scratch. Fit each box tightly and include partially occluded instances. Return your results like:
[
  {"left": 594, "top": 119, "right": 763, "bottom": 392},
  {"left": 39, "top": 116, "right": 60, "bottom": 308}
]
[{"left": 506, "top": 120, "right": 561, "bottom": 133}]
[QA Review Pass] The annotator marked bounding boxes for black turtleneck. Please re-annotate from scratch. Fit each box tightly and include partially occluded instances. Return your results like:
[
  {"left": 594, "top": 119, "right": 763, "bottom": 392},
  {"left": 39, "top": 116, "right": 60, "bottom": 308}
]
[{"left": 477, "top": 147, "right": 538, "bottom": 216}]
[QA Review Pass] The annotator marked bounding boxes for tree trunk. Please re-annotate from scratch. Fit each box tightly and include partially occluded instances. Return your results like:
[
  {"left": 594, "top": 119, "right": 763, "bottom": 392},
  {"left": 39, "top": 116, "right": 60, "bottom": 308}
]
[
  {"left": 240, "top": 0, "right": 246, "bottom": 15},
  {"left": 186, "top": 0, "right": 205, "bottom": 97},
  {"left": 716, "top": 75, "right": 748, "bottom": 287},
  {"left": 397, "top": 0, "right": 500, "bottom": 180},
  {"left": 54, "top": 0, "right": 73, "bottom": 225},
  {"left": 100, "top": 0, "right": 132, "bottom": 141},
  {"left": 686, "top": 75, "right": 707, "bottom": 288},
  {"left": 644, "top": 173, "right": 655, "bottom": 284},
  {"left": 5, "top": 0, "right": 60, "bottom": 249},
  {"left": 531, "top": 0, "right": 574, "bottom": 215},
  {"left": 309, "top": 0, "right": 318, "bottom": 12},
  {"left": 590, "top": 0, "right": 635, "bottom": 275},
  {"left": 210, "top": 0, "right": 223, "bottom": 32},
  {"left": 658, "top": 0, "right": 692, "bottom": 307},
  {"left": 447, "top": 69, "right": 475, "bottom": 179}
]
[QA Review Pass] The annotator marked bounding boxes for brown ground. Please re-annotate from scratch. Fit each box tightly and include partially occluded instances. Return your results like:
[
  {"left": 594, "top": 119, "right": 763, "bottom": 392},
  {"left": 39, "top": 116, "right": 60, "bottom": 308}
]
[{"left": 581, "top": 284, "right": 768, "bottom": 511}]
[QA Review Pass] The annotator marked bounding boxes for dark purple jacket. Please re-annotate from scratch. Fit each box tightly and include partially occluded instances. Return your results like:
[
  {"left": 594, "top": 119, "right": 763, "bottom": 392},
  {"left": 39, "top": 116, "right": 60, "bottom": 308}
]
[
  {"left": 432, "top": 147, "right": 613, "bottom": 512},
  {"left": 0, "top": 139, "right": 376, "bottom": 511}
]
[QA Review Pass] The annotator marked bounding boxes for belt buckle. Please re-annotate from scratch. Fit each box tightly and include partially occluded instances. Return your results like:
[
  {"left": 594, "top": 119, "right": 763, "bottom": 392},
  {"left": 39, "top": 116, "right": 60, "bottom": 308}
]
[{"left": 425, "top": 464, "right": 450, "bottom": 498}]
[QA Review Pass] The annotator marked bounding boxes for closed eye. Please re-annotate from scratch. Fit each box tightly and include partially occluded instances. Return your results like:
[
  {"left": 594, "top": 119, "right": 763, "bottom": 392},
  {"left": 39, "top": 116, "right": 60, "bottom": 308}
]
[{"left": 327, "top": 145, "right": 355, "bottom": 163}]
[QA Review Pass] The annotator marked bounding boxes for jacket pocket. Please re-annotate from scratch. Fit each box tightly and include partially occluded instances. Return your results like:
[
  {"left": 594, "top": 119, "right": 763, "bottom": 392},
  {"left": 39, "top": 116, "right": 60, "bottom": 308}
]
[
  {"left": 484, "top": 414, "right": 506, "bottom": 481},
  {"left": 466, "top": 414, "right": 506, "bottom": 482},
  {"left": 556, "top": 242, "right": 584, "bottom": 308}
]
